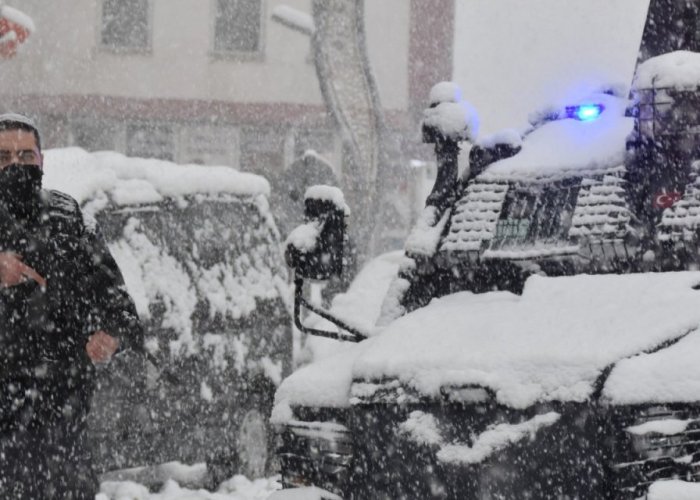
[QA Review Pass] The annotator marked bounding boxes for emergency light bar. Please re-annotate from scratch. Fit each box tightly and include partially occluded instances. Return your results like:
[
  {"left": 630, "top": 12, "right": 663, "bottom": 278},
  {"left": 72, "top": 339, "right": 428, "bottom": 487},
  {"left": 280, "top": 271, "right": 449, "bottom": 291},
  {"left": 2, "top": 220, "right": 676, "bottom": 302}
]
[{"left": 565, "top": 104, "right": 605, "bottom": 121}]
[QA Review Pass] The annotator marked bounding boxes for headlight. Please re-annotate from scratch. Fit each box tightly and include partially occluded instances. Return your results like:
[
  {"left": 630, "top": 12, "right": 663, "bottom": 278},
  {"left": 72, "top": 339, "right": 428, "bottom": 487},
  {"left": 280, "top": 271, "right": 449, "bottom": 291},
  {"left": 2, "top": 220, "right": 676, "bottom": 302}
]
[
  {"left": 278, "top": 419, "right": 353, "bottom": 494},
  {"left": 613, "top": 406, "right": 700, "bottom": 498}
]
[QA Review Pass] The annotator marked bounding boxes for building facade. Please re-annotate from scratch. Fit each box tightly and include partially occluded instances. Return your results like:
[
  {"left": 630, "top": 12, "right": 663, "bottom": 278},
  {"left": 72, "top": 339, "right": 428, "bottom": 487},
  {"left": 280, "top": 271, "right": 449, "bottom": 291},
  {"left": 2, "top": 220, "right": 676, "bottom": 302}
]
[{"left": 0, "top": 0, "right": 453, "bottom": 188}]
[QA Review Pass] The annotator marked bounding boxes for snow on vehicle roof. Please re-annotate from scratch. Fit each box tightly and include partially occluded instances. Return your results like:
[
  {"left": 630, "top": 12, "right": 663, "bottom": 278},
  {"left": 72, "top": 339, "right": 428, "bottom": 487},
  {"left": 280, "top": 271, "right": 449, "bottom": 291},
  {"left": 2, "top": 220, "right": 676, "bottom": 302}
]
[
  {"left": 633, "top": 50, "right": 700, "bottom": 91},
  {"left": 42, "top": 147, "right": 270, "bottom": 205},
  {"left": 352, "top": 272, "right": 700, "bottom": 409},
  {"left": 478, "top": 94, "right": 633, "bottom": 182}
]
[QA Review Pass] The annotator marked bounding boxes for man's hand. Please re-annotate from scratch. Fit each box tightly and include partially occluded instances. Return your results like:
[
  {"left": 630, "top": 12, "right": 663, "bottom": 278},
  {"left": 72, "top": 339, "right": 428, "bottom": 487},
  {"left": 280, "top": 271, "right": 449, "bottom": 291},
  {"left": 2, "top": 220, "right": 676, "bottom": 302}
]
[
  {"left": 86, "top": 330, "right": 119, "bottom": 364},
  {"left": 0, "top": 252, "right": 46, "bottom": 288}
]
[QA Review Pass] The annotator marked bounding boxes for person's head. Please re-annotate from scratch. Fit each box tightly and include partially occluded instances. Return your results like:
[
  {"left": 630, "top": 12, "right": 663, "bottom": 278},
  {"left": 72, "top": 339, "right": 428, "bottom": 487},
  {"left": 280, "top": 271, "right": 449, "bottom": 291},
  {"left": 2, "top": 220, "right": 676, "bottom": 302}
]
[
  {"left": 0, "top": 113, "right": 42, "bottom": 170},
  {"left": 0, "top": 114, "right": 44, "bottom": 217}
]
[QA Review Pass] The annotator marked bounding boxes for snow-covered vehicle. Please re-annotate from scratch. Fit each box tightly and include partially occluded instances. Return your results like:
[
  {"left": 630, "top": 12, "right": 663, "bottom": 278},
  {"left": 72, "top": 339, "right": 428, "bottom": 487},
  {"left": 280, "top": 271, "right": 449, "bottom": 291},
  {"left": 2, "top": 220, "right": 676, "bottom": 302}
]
[
  {"left": 273, "top": 4, "right": 700, "bottom": 499},
  {"left": 43, "top": 148, "right": 292, "bottom": 486}
]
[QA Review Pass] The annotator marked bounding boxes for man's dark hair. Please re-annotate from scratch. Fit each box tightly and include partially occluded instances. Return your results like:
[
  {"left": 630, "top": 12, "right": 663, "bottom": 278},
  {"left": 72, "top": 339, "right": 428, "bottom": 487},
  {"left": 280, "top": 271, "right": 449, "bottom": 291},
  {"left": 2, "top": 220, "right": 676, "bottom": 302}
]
[{"left": 0, "top": 113, "right": 41, "bottom": 151}]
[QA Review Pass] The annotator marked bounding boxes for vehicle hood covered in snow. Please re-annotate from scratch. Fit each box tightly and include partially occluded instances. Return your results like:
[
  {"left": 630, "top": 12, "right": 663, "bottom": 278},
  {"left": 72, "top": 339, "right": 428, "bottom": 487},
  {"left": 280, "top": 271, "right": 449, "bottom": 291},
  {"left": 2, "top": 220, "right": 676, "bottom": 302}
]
[{"left": 274, "top": 272, "right": 700, "bottom": 419}]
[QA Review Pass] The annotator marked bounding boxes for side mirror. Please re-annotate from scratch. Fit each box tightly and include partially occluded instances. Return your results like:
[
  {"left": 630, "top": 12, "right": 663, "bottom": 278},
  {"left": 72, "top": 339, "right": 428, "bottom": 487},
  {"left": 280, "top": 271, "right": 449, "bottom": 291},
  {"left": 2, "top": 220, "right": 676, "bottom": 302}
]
[
  {"left": 285, "top": 186, "right": 365, "bottom": 342},
  {"left": 285, "top": 185, "right": 348, "bottom": 281}
]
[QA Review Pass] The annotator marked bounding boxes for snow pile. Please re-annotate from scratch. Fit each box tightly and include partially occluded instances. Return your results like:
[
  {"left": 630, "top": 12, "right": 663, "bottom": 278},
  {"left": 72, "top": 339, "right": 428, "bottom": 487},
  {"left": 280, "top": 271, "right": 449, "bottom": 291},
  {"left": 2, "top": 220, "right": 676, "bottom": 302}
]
[
  {"left": 398, "top": 410, "right": 561, "bottom": 465},
  {"left": 404, "top": 206, "right": 451, "bottom": 257},
  {"left": 633, "top": 51, "right": 700, "bottom": 91},
  {"left": 647, "top": 480, "right": 700, "bottom": 500},
  {"left": 429, "top": 81, "right": 464, "bottom": 106},
  {"left": 109, "top": 218, "right": 198, "bottom": 352},
  {"left": 398, "top": 411, "right": 443, "bottom": 446},
  {"left": 304, "top": 185, "right": 350, "bottom": 215},
  {"left": 437, "top": 412, "right": 560, "bottom": 465},
  {"left": 268, "top": 486, "right": 341, "bottom": 500},
  {"left": 479, "top": 94, "right": 633, "bottom": 181},
  {"left": 271, "top": 341, "right": 370, "bottom": 423},
  {"left": 270, "top": 5, "right": 315, "bottom": 36},
  {"left": 2, "top": 6, "right": 36, "bottom": 33},
  {"left": 273, "top": 252, "right": 404, "bottom": 420},
  {"left": 423, "top": 101, "right": 479, "bottom": 142},
  {"left": 302, "top": 251, "right": 404, "bottom": 360},
  {"left": 476, "top": 129, "right": 522, "bottom": 149},
  {"left": 626, "top": 419, "right": 695, "bottom": 436},
  {"left": 43, "top": 148, "right": 269, "bottom": 206},
  {"left": 353, "top": 272, "right": 700, "bottom": 408},
  {"left": 603, "top": 327, "right": 700, "bottom": 404},
  {"left": 99, "top": 474, "right": 280, "bottom": 500}
]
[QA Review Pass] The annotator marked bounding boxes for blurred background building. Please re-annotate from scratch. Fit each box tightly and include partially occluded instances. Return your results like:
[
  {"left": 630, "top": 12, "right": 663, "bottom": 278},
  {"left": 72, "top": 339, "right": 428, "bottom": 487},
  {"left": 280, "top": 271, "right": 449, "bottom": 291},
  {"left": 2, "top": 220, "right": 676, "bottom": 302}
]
[{"left": 0, "top": 0, "right": 453, "bottom": 181}]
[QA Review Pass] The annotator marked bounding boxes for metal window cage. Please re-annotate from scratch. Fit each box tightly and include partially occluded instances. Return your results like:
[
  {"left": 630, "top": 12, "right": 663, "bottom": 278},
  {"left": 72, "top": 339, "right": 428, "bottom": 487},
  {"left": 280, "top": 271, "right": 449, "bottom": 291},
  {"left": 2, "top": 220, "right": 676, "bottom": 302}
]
[
  {"left": 491, "top": 183, "right": 580, "bottom": 249},
  {"left": 630, "top": 86, "right": 700, "bottom": 141}
]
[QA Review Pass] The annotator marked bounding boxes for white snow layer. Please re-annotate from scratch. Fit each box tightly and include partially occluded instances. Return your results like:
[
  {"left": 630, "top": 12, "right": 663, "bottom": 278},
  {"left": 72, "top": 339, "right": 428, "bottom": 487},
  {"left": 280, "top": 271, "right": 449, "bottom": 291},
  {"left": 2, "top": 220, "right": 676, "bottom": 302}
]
[
  {"left": 429, "top": 81, "right": 463, "bottom": 105},
  {"left": 476, "top": 129, "right": 523, "bottom": 149},
  {"left": 271, "top": 341, "right": 367, "bottom": 423},
  {"left": 2, "top": 6, "right": 36, "bottom": 33},
  {"left": 633, "top": 51, "right": 700, "bottom": 91},
  {"left": 43, "top": 147, "right": 284, "bottom": 360},
  {"left": 647, "top": 480, "right": 700, "bottom": 500},
  {"left": 354, "top": 272, "right": 700, "bottom": 408},
  {"left": 273, "top": 252, "right": 404, "bottom": 420},
  {"left": 278, "top": 272, "right": 700, "bottom": 415},
  {"left": 43, "top": 148, "right": 269, "bottom": 206},
  {"left": 479, "top": 94, "right": 633, "bottom": 181},
  {"left": 285, "top": 221, "right": 322, "bottom": 253},
  {"left": 422, "top": 100, "right": 479, "bottom": 142},
  {"left": 270, "top": 5, "right": 315, "bottom": 36},
  {"left": 626, "top": 419, "right": 695, "bottom": 437},
  {"left": 304, "top": 185, "right": 350, "bottom": 215},
  {"left": 404, "top": 206, "right": 451, "bottom": 256},
  {"left": 398, "top": 410, "right": 561, "bottom": 465},
  {"left": 604, "top": 328, "right": 700, "bottom": 404},
  {"left": 437, "top": 412, "right": 560, "bottom": 465},
  {"left": 268, "top": 486, "right": 341, "bottom": 500},
  {"left": 99, "top": 474, "right": 280, "bottom": 500}
]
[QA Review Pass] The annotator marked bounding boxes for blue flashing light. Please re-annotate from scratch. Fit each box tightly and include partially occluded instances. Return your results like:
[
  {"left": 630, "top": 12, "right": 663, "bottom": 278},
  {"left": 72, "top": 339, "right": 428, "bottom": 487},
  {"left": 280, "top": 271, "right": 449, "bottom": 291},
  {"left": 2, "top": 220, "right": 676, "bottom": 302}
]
[{"left": 566, "top": 104, "right": 605, "bottom": 121}]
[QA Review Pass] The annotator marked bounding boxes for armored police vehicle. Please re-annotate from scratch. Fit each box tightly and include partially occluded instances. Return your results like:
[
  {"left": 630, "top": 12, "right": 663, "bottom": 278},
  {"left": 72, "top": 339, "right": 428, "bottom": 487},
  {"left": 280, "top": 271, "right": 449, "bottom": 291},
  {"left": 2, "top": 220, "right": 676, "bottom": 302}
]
[{"left": 274, "top": 1, "right": 700, "bottom": 498}]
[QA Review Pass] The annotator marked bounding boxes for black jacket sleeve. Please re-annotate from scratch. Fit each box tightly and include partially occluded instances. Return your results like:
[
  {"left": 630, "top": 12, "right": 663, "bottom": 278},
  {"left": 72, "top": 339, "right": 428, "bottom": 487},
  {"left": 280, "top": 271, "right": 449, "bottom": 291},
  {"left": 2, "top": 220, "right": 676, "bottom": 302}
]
[{"left": 77, "top": 214, "right": 144, "bottom": 353}]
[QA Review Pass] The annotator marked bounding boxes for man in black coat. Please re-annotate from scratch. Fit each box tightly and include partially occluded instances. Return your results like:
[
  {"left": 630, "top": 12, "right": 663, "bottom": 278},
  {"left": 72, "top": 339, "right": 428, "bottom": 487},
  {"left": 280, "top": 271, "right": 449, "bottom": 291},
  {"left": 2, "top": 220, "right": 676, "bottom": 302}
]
[{"left": 0, "top": 114, "right": 143, "bottom": 499}]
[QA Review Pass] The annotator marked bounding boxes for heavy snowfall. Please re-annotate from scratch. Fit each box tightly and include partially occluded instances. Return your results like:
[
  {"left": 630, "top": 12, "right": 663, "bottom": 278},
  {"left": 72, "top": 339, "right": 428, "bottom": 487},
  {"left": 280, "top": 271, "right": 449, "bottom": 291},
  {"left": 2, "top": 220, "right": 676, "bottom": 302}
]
[{"left": 6, "top": 0, "right": 700, "bottom": 499}]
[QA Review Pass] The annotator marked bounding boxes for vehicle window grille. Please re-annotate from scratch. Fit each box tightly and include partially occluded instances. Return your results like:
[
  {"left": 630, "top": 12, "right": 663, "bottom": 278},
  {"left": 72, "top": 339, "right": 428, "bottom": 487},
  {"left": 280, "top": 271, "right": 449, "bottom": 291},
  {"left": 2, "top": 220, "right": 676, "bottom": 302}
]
[
  {"left": 491, "top": 182, "right": 580, "bottom": 248},
  {"left": 631, "top": 88, "right": 700, "bottom": 141}
]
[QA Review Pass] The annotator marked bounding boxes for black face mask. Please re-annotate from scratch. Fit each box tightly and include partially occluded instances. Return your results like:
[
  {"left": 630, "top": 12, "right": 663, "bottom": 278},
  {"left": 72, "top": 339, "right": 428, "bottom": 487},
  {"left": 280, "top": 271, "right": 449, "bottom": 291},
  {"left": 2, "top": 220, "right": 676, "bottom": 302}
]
[{"left": 0, "top": 164, "right": 43, "bottom": 220}]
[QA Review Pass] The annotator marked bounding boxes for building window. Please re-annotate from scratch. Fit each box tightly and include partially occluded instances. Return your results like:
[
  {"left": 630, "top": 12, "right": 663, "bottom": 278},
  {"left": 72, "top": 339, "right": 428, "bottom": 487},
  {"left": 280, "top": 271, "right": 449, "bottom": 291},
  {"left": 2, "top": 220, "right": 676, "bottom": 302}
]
[
  {"left": 213, "top": 0, "right": 263, "bottom": 56},
  {"left": 101, "top": 0, "right": 150, "bottom": 51},
  {"left": 127, "top": 123, "right": 174, "bottom": 161}
]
